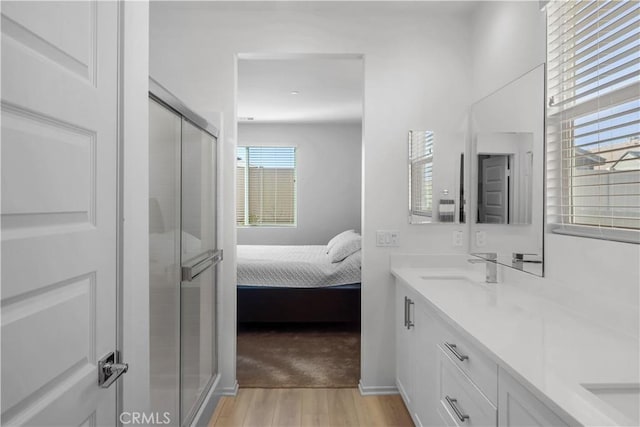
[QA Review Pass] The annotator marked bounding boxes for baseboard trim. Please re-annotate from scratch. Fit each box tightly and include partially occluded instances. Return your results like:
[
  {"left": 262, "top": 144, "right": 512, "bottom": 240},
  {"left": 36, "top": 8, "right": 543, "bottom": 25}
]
[
  {"left": 192, "top": 374, "right": 221, "bottom": 427},
  {"left": 358, "top": 381, "right": 399, "bottom": 396},
  {"left": 220, "top": 380, "right": 239, "bottom": 396}
]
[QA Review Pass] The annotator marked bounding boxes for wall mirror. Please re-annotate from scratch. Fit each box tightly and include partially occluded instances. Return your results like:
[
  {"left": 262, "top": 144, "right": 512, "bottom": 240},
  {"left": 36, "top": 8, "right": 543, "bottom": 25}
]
[
  {"left": 469, "top": 64, "right": 545, "bottom": 276},
  {"left": 409, "top": 130, "right": 466, "bottom": 224}
]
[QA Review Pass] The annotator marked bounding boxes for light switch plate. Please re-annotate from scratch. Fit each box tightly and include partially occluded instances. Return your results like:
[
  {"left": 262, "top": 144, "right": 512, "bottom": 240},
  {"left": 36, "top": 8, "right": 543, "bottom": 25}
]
[{"left": 376, "top": 230, "right": 400, "bottom": 247}]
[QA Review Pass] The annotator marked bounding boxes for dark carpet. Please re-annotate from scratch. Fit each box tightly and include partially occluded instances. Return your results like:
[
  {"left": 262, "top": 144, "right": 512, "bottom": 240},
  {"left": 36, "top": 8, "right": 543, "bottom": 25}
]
[{"left": 236, "top": 322, "right": 361, "bottom": 388}]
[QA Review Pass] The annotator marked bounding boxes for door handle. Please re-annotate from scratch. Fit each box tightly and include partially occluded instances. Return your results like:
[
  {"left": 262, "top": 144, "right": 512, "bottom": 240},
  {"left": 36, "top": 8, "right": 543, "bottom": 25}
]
[
  {"left": 98, "top": 351, "right": 128, "bottom": 388},
  {"left": 181, "top": 249, "right": 223, "bottom": 282}
]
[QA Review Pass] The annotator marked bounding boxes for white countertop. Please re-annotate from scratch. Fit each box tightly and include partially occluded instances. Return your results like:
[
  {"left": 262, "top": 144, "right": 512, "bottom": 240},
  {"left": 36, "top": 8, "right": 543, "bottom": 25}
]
[{"left": 391, "top": 267, "right": 640, "bottom": 427}]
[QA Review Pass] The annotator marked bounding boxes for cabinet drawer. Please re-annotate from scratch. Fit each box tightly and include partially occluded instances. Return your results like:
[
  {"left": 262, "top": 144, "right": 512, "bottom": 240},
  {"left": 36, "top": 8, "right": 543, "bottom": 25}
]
[
  {"left": 438, "top": 347, "right": 497, "bottom": 427},
  {"left": 438, "top": 322, "right": 498, "bottom": 404}
]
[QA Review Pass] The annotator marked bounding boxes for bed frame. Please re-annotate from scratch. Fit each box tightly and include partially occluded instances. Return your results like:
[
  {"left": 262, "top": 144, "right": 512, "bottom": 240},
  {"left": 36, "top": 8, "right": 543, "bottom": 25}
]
[{"left": 237, "top": 284, "right": 361, "bottom": 323}]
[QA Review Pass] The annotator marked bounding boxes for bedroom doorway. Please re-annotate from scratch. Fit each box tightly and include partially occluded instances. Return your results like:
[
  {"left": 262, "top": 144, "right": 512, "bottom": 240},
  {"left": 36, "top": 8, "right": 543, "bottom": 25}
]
[{"left": 235, "top": 54, "right": 364, "bottom": 388}]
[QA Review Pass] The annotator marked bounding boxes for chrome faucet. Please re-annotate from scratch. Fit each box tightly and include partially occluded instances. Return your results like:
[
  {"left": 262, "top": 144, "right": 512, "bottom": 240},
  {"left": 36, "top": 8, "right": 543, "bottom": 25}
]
[{"left": 468, "top": 253, "right": 498, "bottom": 283}]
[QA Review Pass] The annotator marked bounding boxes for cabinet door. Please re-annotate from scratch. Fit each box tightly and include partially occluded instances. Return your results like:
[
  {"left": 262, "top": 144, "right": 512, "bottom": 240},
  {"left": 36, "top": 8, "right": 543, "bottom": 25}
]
[
  {"left": 498, "top": 369, "right": 569, "bottom": 427},
  {"left": 413, "top": 303, "right": 444, "bottom": 426},
  {"left": 396, "top": 285, "right": 415, "bottom": 407}
]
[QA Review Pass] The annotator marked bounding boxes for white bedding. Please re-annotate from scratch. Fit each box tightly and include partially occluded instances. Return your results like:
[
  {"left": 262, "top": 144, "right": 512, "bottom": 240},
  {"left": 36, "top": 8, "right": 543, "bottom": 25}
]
[{"left": 237, "top": 245, "right": 361, "bottom": 288}]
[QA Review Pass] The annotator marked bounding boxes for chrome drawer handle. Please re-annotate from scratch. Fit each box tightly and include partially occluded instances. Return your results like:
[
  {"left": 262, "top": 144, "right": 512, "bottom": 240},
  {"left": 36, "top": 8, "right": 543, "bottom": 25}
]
[
  {"left": 404, "top": 296, "right": 408, "bottom": 327},
  {"left": 444, "top": 342, "right": 469, "bottom": 361},
  {"left": 407, "top": 299, "right": 414, "bottom": 329},
  {"left": 445, "top": 396, "right": 470, "bottom": 422}
]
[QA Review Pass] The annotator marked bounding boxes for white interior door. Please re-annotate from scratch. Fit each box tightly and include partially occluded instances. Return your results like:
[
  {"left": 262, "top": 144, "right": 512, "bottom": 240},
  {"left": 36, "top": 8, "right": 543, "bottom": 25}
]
[
  {"left": 481, "top": 155, "right": 509, "bottom": 224},
  {"left": 1, "top": 1, "right": 121, "bottom": 425}
]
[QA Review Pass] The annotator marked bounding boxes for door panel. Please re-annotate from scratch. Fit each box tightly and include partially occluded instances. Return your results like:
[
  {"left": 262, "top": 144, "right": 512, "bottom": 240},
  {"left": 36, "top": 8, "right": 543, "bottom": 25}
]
[
  {"left": 180, "top": 119, "right": 217, "bottom": 425},
  {"left": 181, "top": 267, "right": 215, "bottom": 423},
  {"left": 1, "top": 1, "right": 96, "bottom": 84},
  {"left": 181, "top": 120, "right": 216, "bottom": 258},
  {"left": 498, "top": 369, "right": 569, "bottom": 427},
  {"left": 149, "top": 99, "right": 182, "bottom": 425},
  {"left": 1, "top": 1, "right": 119, "bottom": 425},
  {"left": 396, "top": 286, "right": 414, "bottom": 407}
]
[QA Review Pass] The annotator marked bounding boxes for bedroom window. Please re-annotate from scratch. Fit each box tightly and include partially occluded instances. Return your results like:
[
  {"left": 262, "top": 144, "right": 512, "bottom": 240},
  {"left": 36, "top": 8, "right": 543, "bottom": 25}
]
[
  {"left": 546, "top": 0, "right": 640, "bottom": 242},
  {"left": 236, "top": 146, "right": 297, "bottom": 226}
]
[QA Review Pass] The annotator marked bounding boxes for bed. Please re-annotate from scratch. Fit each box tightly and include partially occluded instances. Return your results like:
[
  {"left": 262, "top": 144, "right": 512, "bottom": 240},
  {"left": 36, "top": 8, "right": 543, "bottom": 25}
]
[{"left": 237, "top": 244, "right": 361, "bottom": 323}]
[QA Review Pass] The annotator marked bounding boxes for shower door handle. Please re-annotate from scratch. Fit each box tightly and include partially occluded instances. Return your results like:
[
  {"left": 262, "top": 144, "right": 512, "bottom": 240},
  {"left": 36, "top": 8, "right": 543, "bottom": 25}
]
[{"left": 182, "top": 249, "right": 223, "bottom": 281}]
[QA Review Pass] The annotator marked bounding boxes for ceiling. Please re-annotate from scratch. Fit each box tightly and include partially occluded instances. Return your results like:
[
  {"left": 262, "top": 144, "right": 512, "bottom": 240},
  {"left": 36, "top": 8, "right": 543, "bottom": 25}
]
[{"left": 237, "top": 56, "right": 364, "bottom": 124}]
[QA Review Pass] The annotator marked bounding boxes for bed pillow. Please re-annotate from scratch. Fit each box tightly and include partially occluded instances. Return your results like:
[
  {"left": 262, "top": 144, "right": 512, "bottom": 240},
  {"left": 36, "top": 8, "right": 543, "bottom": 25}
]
[
  {"left": 328, "top": 233, "right": 361, "bottom": 263},
  {"left": 326, "top": 229, "right": 355, "bottom": 254}
]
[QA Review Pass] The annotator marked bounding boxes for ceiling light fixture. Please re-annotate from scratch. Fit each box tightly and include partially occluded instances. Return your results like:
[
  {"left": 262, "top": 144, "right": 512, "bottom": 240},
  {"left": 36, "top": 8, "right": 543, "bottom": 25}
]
[{"left": 290, "top": 91, "right": 300, "bottom": 95}]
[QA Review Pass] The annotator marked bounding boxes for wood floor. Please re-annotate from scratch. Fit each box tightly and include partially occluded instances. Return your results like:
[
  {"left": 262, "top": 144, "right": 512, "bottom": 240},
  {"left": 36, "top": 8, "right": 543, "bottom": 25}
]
[{"left": 209, "top": 388, "right": 414, "bottom": 427}]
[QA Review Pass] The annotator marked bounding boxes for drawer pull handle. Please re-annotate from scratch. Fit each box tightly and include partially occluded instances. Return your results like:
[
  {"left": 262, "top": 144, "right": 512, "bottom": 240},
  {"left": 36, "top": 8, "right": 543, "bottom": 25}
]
[
  {"left": 445, "top": 396, "right": 470, "bottom": 422},
  {"left": 404, "top": 296, "right": 408, "bottom": 327},
  {"left": 407, "top": 299, "right": 415, "bottom": 329},
  {"left": 444, "top": 342, "right": 469, "bottom": 361}
]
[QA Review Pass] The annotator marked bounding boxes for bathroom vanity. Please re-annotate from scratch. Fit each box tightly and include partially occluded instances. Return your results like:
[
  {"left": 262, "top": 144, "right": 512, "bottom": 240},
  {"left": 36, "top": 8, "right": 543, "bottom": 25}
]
[{"left": 392, "top": 263, "right": 639, "bottom": 427}]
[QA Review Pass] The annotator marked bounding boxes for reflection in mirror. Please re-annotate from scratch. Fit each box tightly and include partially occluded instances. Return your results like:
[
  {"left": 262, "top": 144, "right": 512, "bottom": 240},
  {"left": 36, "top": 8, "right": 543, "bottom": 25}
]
[
  {"left": 409, "top": 130, "right": 465, "bottom": 224},
  {"left": 409, "top": 130, "right": 434, "bottom": 223},
  {"left": 476, "top": 133, "right": 533, "bottom": 225}
]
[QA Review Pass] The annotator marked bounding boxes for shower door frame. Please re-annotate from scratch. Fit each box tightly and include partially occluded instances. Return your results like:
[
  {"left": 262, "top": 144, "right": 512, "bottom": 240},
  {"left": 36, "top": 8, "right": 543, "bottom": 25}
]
[{"left": 149, "top": 77, "right": 220, "bottom": 426}]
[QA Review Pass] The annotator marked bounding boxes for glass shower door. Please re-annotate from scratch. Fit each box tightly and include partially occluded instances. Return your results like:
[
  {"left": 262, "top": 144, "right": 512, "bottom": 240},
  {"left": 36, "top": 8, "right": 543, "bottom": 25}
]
[
  {"left": 149, "top": 99, "right": 181, "bottom": 425},
  {"left": 180, "top": 119, "right": 218, "bottom": 425}
]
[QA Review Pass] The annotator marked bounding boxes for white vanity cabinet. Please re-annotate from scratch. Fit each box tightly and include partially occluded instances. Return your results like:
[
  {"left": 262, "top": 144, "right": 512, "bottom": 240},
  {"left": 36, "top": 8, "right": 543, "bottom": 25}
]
[
  {"left": 395, "top": 284, "right": 416, "bottom": 406},
  {"left": 498, "top": 368, "right": 569, "bottom": 427},
  {"left": 395, "top": 284, "right": 441, "bottom": 426},
  {"left": 395, "top": 278, "right": 571, "bottom": 427}
]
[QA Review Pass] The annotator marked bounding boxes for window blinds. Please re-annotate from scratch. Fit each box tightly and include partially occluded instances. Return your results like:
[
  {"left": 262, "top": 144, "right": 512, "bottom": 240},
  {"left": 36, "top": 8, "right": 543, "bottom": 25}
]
[
  {"left": 236, "top": 146, "right": 296, "bottom": 226},
  {"left": 409, "top": 131, "right": 434, "bottom": 217},
  {"left": 546, "top": 0, "right": 640, "bottom": 236}
]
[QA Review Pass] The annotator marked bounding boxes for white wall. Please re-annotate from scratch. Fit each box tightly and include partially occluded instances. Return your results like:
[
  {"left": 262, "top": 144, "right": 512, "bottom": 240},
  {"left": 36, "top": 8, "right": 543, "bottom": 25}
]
[
  {"left": 150, "top": 1, "right": 473, "bottom": 392},
  {"left": 237, "top": 122, "right": 362, "bottom": 246},
  {"left": 470, "top": 1, "right": 639, "bottom": 328},
  {"left": 470, "top": 0, "right": 546, "bottom": 103}
]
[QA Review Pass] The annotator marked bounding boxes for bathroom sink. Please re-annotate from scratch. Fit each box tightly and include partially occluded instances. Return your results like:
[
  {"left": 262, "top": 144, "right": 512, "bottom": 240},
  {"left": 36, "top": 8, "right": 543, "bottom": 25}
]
[
  {"left": 419, "top": 274, "right": 487, "bottom": 285},
  {"left": 419, "top": 275, "right": 469, "bottom": 280},
  {"left": 582, "top": 383, "right": 640, "bottom": 425}
]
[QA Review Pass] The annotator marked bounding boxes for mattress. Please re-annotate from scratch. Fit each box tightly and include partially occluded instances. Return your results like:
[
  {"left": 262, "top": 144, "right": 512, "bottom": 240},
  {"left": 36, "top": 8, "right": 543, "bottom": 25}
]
[{"left": 237, "top": 245, "right": 361, "bottom": 288}]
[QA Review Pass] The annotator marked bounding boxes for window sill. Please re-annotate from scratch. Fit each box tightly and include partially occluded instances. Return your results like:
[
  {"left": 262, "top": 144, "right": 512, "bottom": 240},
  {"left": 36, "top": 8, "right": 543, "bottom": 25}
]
[{"left": 548, "top": 224, "right": 640, "bottom": 245}]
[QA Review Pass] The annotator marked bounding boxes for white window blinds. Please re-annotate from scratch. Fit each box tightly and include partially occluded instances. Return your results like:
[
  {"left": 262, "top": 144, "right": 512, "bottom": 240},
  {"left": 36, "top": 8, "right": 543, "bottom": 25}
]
[
  {"left": 409, "top": 131, "right": 434, "bottom": 217},
  {"left": 236, "top": 146, "right": 297, "bottom": 226},
  {"left": 546, "top": 0, "right": 640, "bottom": 239}
]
